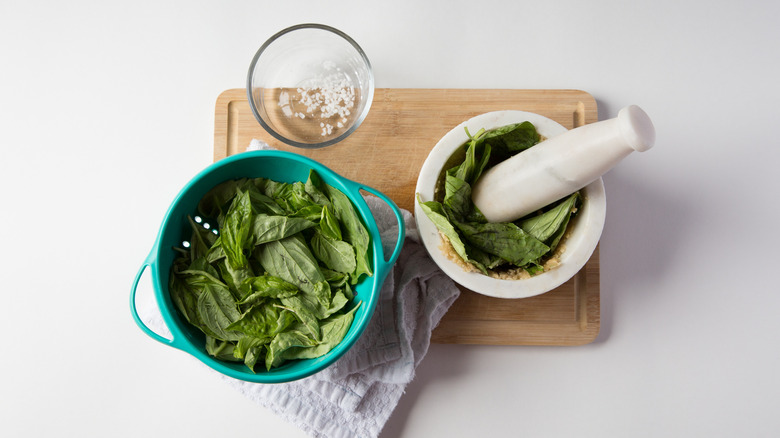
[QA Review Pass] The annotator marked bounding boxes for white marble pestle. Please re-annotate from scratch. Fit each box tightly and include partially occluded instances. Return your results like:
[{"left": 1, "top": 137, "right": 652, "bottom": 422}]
[{"left": 471, "top": 105, "right": 655, "bottom": 223}]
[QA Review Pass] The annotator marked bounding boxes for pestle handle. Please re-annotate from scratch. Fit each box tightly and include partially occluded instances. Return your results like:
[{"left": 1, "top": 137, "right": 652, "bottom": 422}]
[{"left": 471, "top": 105, "right": 655, "bottom": 223}]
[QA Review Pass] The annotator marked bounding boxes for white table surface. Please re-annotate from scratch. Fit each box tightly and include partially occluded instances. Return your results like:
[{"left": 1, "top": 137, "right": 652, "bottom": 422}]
[{"left": 2, "top": 1, "right": 779, "bottom": 436}]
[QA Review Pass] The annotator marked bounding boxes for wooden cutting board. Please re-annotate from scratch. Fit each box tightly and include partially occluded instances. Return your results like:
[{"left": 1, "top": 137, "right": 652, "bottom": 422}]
[{"left": 214, "top": 88, "right": 600, "bottom": 346}]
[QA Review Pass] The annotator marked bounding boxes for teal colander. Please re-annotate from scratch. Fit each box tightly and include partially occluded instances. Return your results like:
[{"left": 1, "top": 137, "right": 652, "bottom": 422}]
[{"left": 129, "top": 150, "right": 405, "bottom": 383}]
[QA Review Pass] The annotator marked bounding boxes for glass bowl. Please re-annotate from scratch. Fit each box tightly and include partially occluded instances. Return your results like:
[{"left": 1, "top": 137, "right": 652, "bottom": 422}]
[{"left": 247, "top": 24, "right": 374, "bottom": 149}]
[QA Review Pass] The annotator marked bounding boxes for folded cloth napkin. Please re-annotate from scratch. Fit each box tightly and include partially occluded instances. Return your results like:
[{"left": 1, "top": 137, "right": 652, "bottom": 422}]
[{"left": 141, "top": 140, "right": 460, "bottom": 438}]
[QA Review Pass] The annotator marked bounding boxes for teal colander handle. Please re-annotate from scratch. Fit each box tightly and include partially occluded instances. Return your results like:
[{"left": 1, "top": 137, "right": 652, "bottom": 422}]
[
  {"left": 129, "top": 251, "right": 183, "bottom": 349},
  {"left": 346, "top": 182, "right": 406, "bottom": 280}
]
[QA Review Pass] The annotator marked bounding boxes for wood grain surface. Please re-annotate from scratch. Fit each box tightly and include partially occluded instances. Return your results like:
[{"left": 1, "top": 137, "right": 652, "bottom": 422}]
[{"left": 214, "top": 88, "right": 600, "bottom": 345}]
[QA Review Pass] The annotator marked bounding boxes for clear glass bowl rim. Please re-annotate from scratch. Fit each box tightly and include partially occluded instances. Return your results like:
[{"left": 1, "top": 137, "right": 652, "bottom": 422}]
[{"left": 246, "top": 23, "right": 375, "bottom": 149}]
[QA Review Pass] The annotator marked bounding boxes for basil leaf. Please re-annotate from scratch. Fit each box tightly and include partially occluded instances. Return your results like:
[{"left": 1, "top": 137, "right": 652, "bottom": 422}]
[
  {"left": 312, "top": 280, "right": 334, "bottom": 313},
  {"left": 291, "top": 182, "right": 316, "bottom": 211},
  {"left": 451, "top": 133, "right": 491, "bottom": 185},
  {"left": 197, "top": 282, "right": 241, "bottom": 341},
  {"left": 417, "top": 196, "right": 471, "bottom": 265},
  {"left": 187, "top": 255, "right": 218, "bottom": 275},
  {"left": 234, "top": 334, "right": 283, "bottom": 372},
  {"left": 341, "top": 282, "right": 354, "bottom": 301},
  {"left": 221, "top": 190, "right": 253, "bottom": 269},
  {"left": 238, "top": 274, "right": 299, "bottom": 305},
  {"left": 318, "top": 303, "right": 359, "bottom": 349},
  {"left": 519, "top": 192, "right": 580, "bottom": 250},
  {"left": 265, "top": 331, "right": 317, "bottom": 370},
  {"left": 170, "top": 261, "right": 230, "bottom": 338},
  {"left": 234, "top": 335, "right": 267, "bottom": 358},
  {"left": 326, "top": 186, "right": 372, "bottom": 284},
  {"left": 319, "top": 204, "right": 342, "bottom": 240},
  {"left": 443, "top": 173, "right": 473, "bottom": 221},
  {"left": 289, "top": 204, "right": 324, "bottom": 221},
  {"left": 169, "top": 272, "right": 203, "bottom": 328},
  {"left": 205, "top": 336, "right": 242, "bottom": 362},
  {"left": 265, "top": 304, "right": 358, "bottom": 370},
  {"left": 268, "top": 181, "right": 316, "bottom": 214},
  {"left": 464, "top": 244, "right": 501, "bottom": 273},
  {"left": 227, "top": 303, "right": 296, "bottom": 340},
  {"left": 252, "top": 214, "right": 316, "bottom": 245},
  {"left": 480, "top": 121, "right": 540, "bottom": 162},
  {"left": 304, "top": 169, "right": 330, "bottom": 206},
  {"left": 311, "top": 230, "right": 357, "bottom": 274},
  {"left": 279, "top": 281, "right": 342, "bottom": 321},
  {"left": 234, "top": 336, "right": 268, "bottom": 371},
  {"left": 217, "top": 259, "right": 253, "bottom": 299},
  {"left": 260, "top": 179, "right": 287, "bottom": 198},
  {"left": 328, "top": 288, "right": 350, "bottom": 315},
  {"left": 273, "top": 302, "right": 321, "bottom": 341},
  {"left": 179, "top": 266, "right": 224, "bottom": 289},
  {"left": 243, "top": 344, "right": 265, "bottom": 372},
  {"left": 256, "top": 235, "right": 326, "bottom": 295},
  {"left": 247, "top": 187, "right": 286, "bottom": 216},
  {"left": 454, "top": 220, "right": 550, "bottom": 267},
  {"left": 264, "top": 181, "right": 293, "bottom": 212},
  {"left": 321, "top": 268, "right": 348, "bottom": 288},
  {"left": 197, "top": 178, "right": 246, "bottom": 219},
  {"left": 205, "top": 236, "right": 225, "bottom": 263},
  {"left": 320, "top": 269, "right": 355, "bottom": 301}
]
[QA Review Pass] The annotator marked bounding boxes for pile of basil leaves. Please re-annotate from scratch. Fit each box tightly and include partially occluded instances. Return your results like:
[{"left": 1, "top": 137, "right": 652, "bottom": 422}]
[
  {"left": 418, "top": 122, "right": 580, "bottom": 276},
  {"left": 169, "top": 170, "right": 372, "bottom": 372}
]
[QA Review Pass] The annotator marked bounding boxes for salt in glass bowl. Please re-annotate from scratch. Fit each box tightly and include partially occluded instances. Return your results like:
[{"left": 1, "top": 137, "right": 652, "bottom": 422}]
[{"left": 247, "top": 23, "right": 374, "bottom": 149}]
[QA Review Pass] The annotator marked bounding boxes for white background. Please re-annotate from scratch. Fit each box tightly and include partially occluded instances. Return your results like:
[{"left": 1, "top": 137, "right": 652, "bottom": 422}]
[{"left": 2, "top": 0, "right": 779, "bottom": 436}]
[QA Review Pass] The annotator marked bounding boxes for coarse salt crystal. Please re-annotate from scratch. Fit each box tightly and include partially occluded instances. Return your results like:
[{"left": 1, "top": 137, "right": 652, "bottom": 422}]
[{"left": 277, "top": 66, "right": 357, "bottom": 138}]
